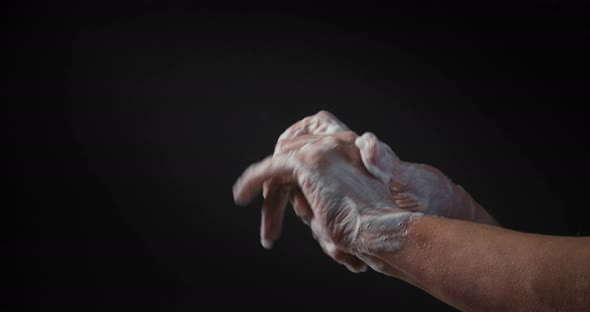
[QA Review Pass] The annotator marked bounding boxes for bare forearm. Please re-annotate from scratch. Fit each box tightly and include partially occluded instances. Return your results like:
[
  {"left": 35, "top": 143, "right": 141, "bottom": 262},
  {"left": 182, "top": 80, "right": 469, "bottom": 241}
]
[{"left": 359, "top": 215, "right": 590, "bottom": 311}]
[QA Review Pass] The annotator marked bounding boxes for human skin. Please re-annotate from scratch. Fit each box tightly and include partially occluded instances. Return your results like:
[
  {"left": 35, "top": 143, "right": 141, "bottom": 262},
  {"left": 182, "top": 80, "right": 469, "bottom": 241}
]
[
  {"left": 233, "top": 112, "right": 590, "bottom": 311},
  {"left": 375, "top": 216, "right": 590, "bottom": 311},
  {"left": 276, "top": 111, "right": 497, "bottom": 226},
  {"left": 234, "top": 131, "right": 417, "bottom": 272}
]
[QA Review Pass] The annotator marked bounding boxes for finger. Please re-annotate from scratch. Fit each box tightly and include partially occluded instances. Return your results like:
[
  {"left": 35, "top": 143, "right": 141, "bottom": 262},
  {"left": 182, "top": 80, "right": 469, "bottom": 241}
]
[
  {"left": 289, "top": 188, "right": 313, "bottom": 225},
  {"left": 355, "top": 132, "right": 398, "bottom": 185},
  {"left": 310, "top": 219, "right": 367, "bottom": 273},
  {"left": 335, "top": 250, "right": 368, "bottom": 273},
  {"left": 355, "top": 253, "right": 396, "bottom": 276},
  {"left": 318, "top": 239, "right": 368, "bottom": 273},
  {"left": 260, "top": 180, "right": 290, "bottom": 249},
  {"left": 233, "top": 155, "right": 298, "bottom": 206}
]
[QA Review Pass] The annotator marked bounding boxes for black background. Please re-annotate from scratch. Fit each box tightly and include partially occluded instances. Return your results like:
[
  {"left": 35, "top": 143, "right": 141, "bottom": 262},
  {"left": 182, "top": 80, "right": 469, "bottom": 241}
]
[{"left": 8, "top": 0, "right": 589, "bottom": 310}]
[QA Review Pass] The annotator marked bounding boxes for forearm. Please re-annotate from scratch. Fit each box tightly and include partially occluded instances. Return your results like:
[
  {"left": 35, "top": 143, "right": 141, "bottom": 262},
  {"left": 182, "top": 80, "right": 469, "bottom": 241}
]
[
  {"left": 447, "top": 183, "right": 498, "bottom": 226},
  {"left": 358, "top": 214, "right": 590, "bottom": 311},
  {"left": 354, "top": 130, "right": 497, "bottom": 225},
  {"left": 396, "top": 162, "right": 498, "bottom": 226}
]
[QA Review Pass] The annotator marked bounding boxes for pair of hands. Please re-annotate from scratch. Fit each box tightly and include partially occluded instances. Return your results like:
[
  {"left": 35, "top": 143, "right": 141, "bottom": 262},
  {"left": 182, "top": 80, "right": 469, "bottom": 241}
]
[{"left": 233, "top": 111, "right": 461, "bottom": 273}]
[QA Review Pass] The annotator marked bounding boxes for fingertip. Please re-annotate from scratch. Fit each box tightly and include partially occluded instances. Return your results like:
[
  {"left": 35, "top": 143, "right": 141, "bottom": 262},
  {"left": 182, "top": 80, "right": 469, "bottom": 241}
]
[
  {"left": 232, "top": 181, "right": 247, "bottom": 206},
  {"left": 354, "top": 136, "right": 364, "bottom": 149},
  {"left": 355, "top": 132, "right": 374, "bottom": 150},
  {"left": 316, "top": 110, "right": 333, "bottom": 118},
  {"left": 345, "top": 264, "right": 361, "bottom": 273},
  {"left": 290, "top": 189, "right": 313, "bottom": 225},
  {"left": 232, "top": 182, "right": 240, "bottom": 203},
  {"left": 364, "top": 131, "right": 377, "bottom": 140},
  {"left": 344, "top": 260, "right": 368, "bottom": 273},
  {"left": 261, "top": 239, "right": 274, "bottom": 249}
]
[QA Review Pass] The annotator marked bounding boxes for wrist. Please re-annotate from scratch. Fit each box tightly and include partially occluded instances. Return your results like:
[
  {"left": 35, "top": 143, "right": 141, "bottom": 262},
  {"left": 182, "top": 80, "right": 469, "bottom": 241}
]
[{"left": 353, "top": 208, "right": 423, "bottom": 255}]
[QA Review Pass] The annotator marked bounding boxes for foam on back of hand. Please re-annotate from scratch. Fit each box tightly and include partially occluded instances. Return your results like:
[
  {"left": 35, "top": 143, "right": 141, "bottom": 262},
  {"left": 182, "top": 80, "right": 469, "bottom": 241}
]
[{"left": 278, "top": 110, "right": 350, "bottom": 142}]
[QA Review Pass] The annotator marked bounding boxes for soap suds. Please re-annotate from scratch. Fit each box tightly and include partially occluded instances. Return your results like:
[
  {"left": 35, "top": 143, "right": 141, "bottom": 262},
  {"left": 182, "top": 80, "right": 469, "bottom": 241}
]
[
  {"left": 355, "top": 132, "right": 397, "bottom": 185},
  {"left": 356, "top": 211, "right": 423, "bottom": 254},
  {"left": 236, "top": 111, "right": 433, "bottom": 272},
  {"left": 235, "top": 134, "right": 423, "bottom": 271},
  {"left": 355, "top": 131, "right": 459, "bottom": 217},
  {"left": 278, "top": 110, "right": 350, "bottom": 141}
]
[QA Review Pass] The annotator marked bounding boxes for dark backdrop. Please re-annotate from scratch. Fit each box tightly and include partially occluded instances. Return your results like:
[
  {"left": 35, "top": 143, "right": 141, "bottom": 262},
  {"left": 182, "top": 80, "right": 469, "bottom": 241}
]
[{"left": 9, "top": 1, "right": 589, "bottom": 310}]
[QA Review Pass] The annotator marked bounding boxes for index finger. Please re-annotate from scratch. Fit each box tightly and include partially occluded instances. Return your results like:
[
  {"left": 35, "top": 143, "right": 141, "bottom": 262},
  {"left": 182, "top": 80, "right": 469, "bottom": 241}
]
[{"left": 233, "top": 155, "right": 299, "bottom": 206}]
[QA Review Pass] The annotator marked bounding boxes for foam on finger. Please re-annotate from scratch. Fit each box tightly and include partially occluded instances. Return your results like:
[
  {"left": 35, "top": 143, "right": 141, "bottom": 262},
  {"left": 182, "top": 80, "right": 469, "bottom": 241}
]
[{"left": 355, "top": 132, "right": 398, "bottom": 186}]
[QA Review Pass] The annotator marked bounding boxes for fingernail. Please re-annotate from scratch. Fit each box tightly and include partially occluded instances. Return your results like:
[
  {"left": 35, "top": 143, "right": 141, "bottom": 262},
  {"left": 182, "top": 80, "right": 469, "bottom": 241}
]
[{"left": 261, "top": 239, "right": 274, "bottom": 249}]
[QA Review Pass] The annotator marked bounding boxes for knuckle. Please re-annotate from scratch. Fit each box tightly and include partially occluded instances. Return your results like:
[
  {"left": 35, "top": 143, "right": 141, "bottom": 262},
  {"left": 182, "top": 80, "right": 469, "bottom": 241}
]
[
  {"left": 315, "top": 110, "right": 332, "bottom": 118},
  {"left": 307, "top": 148, "right": 327, "bottom": 162},
  {"left": 320, "top": 135, "right": 338, "bottom": 146},
  {"left": 339, "top": 130, "right": 357, "bottom": 142},
  {"left": 274, "top": 140, "right": 287, "bottom": 154}
]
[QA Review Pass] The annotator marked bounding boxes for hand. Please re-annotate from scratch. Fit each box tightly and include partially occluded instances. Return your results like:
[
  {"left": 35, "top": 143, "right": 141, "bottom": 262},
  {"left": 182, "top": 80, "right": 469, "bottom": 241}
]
[
  {"left": 233, "top": 131, "right": 422, "bottom": 273},
  {"left": 275, "top": 111, "right": 494, "bottom": 223}
]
